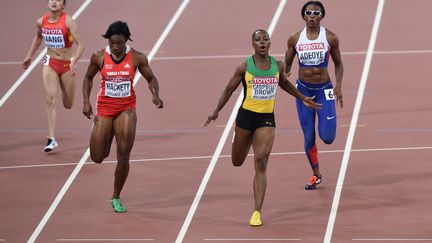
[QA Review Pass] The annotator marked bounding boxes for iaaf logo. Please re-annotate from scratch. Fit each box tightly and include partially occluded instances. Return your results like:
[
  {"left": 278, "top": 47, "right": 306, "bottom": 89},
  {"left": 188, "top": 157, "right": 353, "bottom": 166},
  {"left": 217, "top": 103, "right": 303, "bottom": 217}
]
[
  {"left": 252, "top": 77, "right": 278, "bottom": 84},
  {"left": 298, "top": 42, "right": 325, "bottom": 51},
  {"left": 41, "top": 28, "right": 63, "bottom": 35}
]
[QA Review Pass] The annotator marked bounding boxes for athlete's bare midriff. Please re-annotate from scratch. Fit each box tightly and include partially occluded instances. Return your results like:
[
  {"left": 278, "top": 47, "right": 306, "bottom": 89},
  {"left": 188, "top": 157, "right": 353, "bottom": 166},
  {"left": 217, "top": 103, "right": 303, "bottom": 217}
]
[
  {"left": 298, "top": 66, "right": 330, "bottom": 83},
  {"left": 47, "top": 47, "right": 73, "bottom": 60}
]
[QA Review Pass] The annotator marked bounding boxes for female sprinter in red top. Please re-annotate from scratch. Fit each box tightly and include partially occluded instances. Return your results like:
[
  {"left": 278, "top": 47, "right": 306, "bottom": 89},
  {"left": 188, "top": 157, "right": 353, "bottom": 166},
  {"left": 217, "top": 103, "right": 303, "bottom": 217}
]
[
  {"left": 82, "top": 21, "right": 163, "bottom": 213},
  {"left": 22, "top": 0, "right": 84, "bottom": 152}
]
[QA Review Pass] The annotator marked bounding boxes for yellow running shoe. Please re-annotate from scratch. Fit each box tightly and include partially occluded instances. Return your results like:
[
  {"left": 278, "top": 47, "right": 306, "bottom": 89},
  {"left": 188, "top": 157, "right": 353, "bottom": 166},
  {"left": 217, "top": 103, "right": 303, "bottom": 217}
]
[{"left": 249, "top": 210, "right": 262, "bottom": 227}]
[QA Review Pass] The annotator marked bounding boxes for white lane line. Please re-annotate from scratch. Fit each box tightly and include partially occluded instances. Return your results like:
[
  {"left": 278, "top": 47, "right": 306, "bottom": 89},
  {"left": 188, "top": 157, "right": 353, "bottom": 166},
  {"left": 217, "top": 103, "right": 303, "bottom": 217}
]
[
  {"left": 57, "top": 239, "right": 154, "bottom": 241},
  {"left": 2, "top": 145, "right": 431, "bottom": 170},
  {"left": 132, "top": 0, "right": 190, "bottom": 87},
  {"left": 26, "top": 1, "right": 190, "bottom": 242},
  {"left": 0, "top": 0, "right": 92, "bottom": 109},
  {"left": 323, "top": 1, "right": 386, "bottom": 243},
  {"left": 2, "top": 49, "right": 432, "bottom": 65},
  {"left": 174, "top": 1, "right": 287, "bottom": 242},
  {"left": 204, "top": 239, "right": 301, "bottom": 241},
  {"left": 27, "top": 149, "right": 90, "bottom": 243}
]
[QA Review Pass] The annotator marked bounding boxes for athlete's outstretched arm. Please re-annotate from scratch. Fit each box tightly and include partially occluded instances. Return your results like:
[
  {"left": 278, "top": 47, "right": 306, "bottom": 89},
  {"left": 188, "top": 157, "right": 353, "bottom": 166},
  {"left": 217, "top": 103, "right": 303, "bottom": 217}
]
[
  {"left": 284, "top": 32, "right": 299, "bottom": 77},
  {"left": 135, "top": 50, "right": 163, "bottom": 109},
  {"left": 66, "top": 15, "right": 85, "bottom": 74},
  {"left": 82, "top": 51, "right": 102, "bottom": 119},
  {"left": 22, "top": 18, "right": 43, "bottom": 69},
  {"left": 204, "top": 62, "right": 246, "bottom": 127}
]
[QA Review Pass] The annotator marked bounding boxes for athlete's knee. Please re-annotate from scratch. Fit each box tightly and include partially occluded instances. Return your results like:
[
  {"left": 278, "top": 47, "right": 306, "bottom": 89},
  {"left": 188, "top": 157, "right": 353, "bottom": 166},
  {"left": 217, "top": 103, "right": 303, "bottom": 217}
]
[
  {"left": 117, "top": 144, "right": 131, "bottom": 154},
  {"left": 318, "top": 121, "right": 336, "bottom": 144},
  {"left": 232, "top": 157, "right": 245, "bottom": 167},
  {"left": 303, "top": 130, "right": 315, "bottom": 145},
  {"left": 64, "top": 103, "right": 73, "bottom": 109},
  {"left": 320, "top": 133, "right": 335, "bottom": 144},
  {"left": 254, "top": 155, "right": 268, "bottom": 173},
  {"left": 90, "top": 154, "right": 104, "bottom": 164},
  {"left": 304, "top": 139, "right": 315, "bottom": 151},
  {"left": 231, "top": 150, "right": 248, "bottom": 167},
  {"left": 90, "top": 149, "right": 109, "bottom": 164},
  {"left": 62, "top": 95, "right": 74, "bottom": 109},
  {"left": 63, "top": 100, "right": 73, "bottom": 109},
  {"left": 117, "top": 153, "right": 130, "bottom": 164},
  {"left": 322, "top": 137, "right": 335, "bottom": 144},
  {"left": 116, "top": 146, "right": 131, "bottom": 162},
  {"left": 45, "top": 95, "right": 55, "bottom": 108}
]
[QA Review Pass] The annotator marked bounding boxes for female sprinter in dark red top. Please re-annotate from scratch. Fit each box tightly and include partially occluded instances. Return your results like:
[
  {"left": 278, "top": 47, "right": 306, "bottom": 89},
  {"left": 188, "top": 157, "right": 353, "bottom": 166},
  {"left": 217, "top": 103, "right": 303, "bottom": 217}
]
[
  {"left": 22, "top": 0, "right": 84, "bottom": 152},
  {"left": 284, "top": 1, "right": 344, "bottom": 190},
  {"left": 82, "top": 21, "right": 163, "bottom": 213},
  {"left": 205, "top": 29, "right": 321, "bottom": 226}
]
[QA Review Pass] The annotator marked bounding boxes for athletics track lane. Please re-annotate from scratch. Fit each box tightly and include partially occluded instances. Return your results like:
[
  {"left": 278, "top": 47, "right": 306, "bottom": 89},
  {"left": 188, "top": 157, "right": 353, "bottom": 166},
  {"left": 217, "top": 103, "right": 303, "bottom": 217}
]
[
  {"left": 331, "top": 0, "right": 432, "bottom": 241},
  {"left": 0, "top": 0, "right": 185, "bottom": 242},
  {"left": 0, "top": 1, "right": 88, "bottom": 242},
  {"left": 180, "top": 1, "right": 380, "bottom": 242}
]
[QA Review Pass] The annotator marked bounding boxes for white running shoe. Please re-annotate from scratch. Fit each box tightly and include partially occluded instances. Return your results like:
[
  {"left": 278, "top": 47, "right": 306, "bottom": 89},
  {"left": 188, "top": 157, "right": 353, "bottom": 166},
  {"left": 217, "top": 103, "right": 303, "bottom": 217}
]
[{"left": 44, "top": 138, "right": 58, "bottom": 152}]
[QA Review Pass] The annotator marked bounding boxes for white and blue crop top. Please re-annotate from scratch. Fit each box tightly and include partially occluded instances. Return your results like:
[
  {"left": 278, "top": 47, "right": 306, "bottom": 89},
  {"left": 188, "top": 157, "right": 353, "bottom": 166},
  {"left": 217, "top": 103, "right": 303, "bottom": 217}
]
[{"left": 295, "top": 27, "right": 330, "bottom": 68}]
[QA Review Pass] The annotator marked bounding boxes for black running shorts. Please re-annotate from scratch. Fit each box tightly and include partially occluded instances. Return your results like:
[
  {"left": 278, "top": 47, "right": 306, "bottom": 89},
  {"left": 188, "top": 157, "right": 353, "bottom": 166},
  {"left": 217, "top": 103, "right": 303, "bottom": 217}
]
[{"left": 235, "top": 107, "right": 275, "bottom": 131}]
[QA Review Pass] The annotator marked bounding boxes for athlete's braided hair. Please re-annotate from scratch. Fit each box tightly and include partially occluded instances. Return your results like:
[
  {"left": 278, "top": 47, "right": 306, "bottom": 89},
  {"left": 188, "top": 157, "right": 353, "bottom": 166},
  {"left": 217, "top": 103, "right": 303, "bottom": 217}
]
[
  {"left": 102, "top": 21, "right": 133, "bottom": 41},
  {"left": 301, "top": 1, "right": 326, "bottom": 19}
]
